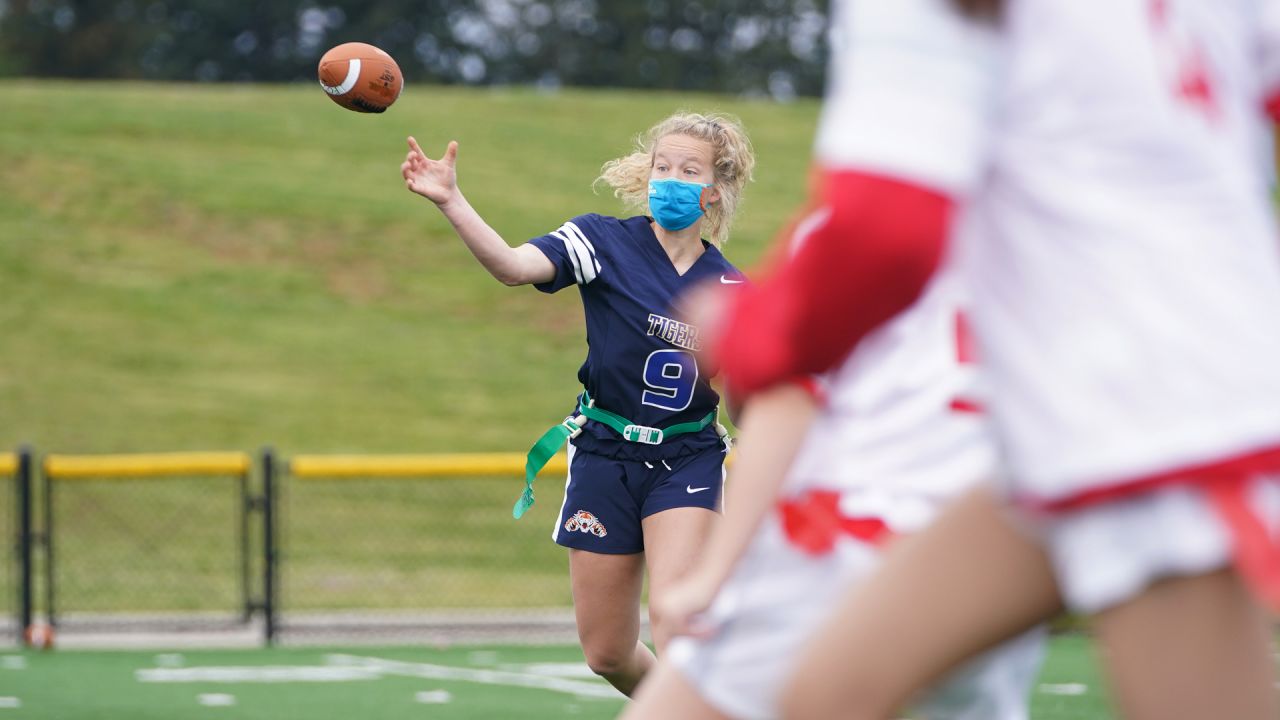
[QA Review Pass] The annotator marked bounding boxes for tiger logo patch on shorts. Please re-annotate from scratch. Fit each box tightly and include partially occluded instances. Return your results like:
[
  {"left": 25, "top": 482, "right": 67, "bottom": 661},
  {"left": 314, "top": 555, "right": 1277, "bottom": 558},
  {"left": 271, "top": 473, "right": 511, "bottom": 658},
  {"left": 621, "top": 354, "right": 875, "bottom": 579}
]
[{"left": 564, "top": 510, "right": 607, "bottom": 537}]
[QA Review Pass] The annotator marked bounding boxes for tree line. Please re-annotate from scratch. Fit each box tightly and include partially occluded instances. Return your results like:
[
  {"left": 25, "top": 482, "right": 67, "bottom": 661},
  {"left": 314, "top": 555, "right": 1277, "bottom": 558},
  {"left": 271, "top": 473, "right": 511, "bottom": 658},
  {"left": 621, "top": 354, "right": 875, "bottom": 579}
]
[{"left": 0, "top": 0, "right": 829, "bottom": 98}]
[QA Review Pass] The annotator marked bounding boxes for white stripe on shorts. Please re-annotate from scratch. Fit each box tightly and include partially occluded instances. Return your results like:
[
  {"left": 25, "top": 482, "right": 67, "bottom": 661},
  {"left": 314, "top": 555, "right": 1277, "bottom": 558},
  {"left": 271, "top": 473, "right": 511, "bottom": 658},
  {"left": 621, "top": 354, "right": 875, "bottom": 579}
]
[{"left": 550, "top": 443, "right": 577, "bottom": 543}]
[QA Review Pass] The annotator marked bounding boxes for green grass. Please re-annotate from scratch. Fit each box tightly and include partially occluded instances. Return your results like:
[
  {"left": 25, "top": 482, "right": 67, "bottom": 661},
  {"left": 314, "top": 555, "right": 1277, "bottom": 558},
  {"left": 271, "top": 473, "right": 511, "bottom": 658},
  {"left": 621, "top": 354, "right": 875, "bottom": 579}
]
[
  {"left": 0, "top": 80, "right": 816, "bottom": 455},
  {"left": 0, "top": 636, "right": 1120, "bottom": 720},
  {"left": 0, "top": 80, "right": 817, "bottom": 613}
]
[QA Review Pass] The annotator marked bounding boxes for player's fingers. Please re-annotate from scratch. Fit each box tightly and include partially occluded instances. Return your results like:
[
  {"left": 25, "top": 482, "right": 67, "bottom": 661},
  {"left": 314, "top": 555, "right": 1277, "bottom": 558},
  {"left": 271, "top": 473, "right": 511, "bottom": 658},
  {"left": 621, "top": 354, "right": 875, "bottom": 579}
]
[
  {"left": 444, "top": 140, "right": 458, "bottom": 166},
  {"left": 407, "top": 135, "right": 428, "bottom": 160}
]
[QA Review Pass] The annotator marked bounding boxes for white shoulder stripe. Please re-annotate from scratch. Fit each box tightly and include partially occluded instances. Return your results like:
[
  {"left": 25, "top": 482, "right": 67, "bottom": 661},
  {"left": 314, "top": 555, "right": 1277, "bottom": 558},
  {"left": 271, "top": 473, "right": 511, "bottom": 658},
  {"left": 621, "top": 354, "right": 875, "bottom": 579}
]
[
  {"left": 562, "top": 222, "right": 602, "bottom": 275},
  {"left": 553, "top": 222, "right": 599, "bottom": 284},
  {"left": 560, "top": 222, "right": 600, "bottom": 278},
  {"left": 550, "top": 230, "right": 585, "bottom": 284}
]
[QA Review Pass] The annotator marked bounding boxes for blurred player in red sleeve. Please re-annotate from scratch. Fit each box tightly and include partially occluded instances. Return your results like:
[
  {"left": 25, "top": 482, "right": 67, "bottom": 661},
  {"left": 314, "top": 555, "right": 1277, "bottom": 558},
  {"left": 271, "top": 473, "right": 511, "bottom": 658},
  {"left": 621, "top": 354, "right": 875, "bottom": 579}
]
[{"left": 633, "top": 0, "right": 1280, "bottom": 719}]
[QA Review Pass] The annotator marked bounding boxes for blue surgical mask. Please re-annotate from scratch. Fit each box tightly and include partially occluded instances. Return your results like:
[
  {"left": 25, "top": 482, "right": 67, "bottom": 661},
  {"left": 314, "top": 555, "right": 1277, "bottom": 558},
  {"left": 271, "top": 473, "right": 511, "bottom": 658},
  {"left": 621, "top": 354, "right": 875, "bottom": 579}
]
[{"left": 648, "top": 178, "right": 713, "bottom": 231}]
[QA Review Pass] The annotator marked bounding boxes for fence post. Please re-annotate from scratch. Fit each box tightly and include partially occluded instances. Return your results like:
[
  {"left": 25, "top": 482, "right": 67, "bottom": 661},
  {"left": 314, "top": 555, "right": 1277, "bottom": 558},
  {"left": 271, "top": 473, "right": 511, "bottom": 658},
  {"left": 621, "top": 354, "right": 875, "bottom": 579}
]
[
  {"left": 16, "top": 447, "right": 32, "bottom": 646},
  {"left": 41, "top": 452, "right": 54, "bottom": 640},
  {"left": 239, "top": 468, "right": 251, "bottom": 624},
  {"left": 261, "top": 447, "right": 277, "bottom": 646}
]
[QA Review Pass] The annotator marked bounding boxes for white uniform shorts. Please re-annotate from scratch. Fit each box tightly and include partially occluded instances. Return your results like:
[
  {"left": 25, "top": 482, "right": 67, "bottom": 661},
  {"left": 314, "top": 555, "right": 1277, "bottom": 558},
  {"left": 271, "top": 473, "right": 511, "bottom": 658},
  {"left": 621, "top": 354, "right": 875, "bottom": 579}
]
[
  {"left": 668, "top": 516, "right": 1046, "bottom": 720},
  {"left": 1039, "top": 474, "right": 1280, "bottom": 614}
]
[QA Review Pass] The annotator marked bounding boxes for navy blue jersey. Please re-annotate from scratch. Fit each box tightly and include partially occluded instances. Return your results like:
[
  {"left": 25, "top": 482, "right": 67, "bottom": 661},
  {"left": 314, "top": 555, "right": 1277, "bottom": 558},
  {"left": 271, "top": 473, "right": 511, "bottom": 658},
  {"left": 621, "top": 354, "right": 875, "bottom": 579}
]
[{"left": 528, "top": 214, "right": 746, "bottom": 460}]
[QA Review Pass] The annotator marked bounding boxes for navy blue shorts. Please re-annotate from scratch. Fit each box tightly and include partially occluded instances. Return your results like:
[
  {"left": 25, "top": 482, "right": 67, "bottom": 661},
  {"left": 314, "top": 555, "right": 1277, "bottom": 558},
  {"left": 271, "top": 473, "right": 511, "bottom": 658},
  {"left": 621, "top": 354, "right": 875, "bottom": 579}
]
[{"left": 552, "top": 442, "right": 725, "bottom": 554}]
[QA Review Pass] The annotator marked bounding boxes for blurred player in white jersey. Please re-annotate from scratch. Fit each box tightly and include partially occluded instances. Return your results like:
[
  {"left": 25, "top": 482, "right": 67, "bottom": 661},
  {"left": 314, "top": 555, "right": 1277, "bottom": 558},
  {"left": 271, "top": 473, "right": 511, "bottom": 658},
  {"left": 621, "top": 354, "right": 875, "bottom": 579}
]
[
  {"left": 691, "top": 0, "right": 1280, "bottom": 718},
  {"left": 618, "top": 253, "right": 1046, "bottom": 719}
]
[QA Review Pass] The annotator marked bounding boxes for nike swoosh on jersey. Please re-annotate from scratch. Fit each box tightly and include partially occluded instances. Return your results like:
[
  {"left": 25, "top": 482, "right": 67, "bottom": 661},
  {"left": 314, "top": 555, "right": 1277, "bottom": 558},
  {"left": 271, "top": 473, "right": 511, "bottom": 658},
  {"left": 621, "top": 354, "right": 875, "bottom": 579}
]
[
  {"left": 686, "top": 485, "right": 711, "bottom": 493},
  {"left": 719, "top": 275, "right": 745, "bottom": 284}
]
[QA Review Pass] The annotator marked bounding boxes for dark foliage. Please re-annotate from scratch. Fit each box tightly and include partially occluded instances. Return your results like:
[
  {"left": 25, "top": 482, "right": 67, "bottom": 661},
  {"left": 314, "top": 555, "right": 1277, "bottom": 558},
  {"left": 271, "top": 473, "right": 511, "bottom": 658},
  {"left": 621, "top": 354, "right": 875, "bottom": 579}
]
[{"left": 0, "top": 0, "right": 829, "bottom": 97}]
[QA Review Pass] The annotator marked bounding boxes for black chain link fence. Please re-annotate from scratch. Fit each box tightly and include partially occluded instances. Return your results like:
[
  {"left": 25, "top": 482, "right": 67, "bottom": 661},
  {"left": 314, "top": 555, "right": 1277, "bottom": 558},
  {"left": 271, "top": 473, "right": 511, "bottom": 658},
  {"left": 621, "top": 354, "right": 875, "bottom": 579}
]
[
  {"left": 43, "top": 454, "right": 259, "bottom": 637},
  {"left": 276, "top": 455, "right": 576, "bottom": 645},
  {"left": 16, "top": 451, "right": 584, "bottom": 646}
]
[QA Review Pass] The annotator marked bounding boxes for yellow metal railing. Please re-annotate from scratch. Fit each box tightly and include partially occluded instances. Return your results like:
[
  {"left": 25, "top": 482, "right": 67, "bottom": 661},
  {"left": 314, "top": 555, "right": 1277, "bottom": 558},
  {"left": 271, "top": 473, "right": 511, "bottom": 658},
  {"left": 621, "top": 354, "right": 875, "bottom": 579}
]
[
  {"left": 43, "top": 452, "right": 252, "bottom": 480},
  {"left": 289, "top": 452, "right": 568, "bottom": 479}
]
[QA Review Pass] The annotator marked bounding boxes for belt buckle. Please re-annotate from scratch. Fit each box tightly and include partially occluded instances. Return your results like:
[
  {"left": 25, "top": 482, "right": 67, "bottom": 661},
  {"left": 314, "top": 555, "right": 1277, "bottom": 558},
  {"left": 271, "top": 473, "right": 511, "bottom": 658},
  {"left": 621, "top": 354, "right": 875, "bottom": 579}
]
[{"left": 623, "top": 424, "right": 664, "bottom": 445}]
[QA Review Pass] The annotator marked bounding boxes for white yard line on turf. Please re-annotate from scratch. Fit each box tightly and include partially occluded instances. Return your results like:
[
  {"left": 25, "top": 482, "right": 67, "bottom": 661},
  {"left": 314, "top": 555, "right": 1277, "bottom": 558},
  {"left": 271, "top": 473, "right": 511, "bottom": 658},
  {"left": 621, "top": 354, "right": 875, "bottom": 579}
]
[
  {"left": 325, "top": 654, "right": 625, "bottom": 700},
  {"left": 138, "top": 666, "right": 384, "bottom": 683},
  {"left": 414, "top": 690, "right": 453, "bottom": 704},
  {"left": 1038, "top": 683, "right": 1088, "bottom": 696},
  {"left": 196, "top": 694, "right": 236, "bottom": 707},
  {"left": 134, "top": 656, "right": 623, "bottom": 700}
]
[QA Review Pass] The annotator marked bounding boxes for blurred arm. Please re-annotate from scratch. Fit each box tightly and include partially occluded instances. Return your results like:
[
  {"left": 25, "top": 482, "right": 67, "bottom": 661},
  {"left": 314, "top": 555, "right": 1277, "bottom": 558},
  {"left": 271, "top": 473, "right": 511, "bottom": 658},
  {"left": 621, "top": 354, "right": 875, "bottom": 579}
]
[
  {"left": 654, "top": 381, "right": 821, "bottom": 639},
  {"left": 717, "top": 170, "right": 951, "bottom": 398}
]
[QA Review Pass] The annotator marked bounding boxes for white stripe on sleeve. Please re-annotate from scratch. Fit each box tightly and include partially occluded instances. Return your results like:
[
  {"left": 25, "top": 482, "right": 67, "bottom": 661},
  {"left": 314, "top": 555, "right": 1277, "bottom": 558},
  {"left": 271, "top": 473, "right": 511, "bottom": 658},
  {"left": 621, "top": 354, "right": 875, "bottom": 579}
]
[
  {"left": 551, "top": 223, "right": 599, "bottom": 285},
  {"left": 549, "top": 229, "right": 585, "bottom": 284},
  {"left": 562, "top": 222, "right": 602, "bottom": 277}
]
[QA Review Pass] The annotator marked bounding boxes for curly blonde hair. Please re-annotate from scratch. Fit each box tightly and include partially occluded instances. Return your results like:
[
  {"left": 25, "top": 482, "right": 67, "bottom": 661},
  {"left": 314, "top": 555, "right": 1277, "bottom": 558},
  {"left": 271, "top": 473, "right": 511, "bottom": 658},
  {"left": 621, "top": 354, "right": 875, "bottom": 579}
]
[{"left": 597, "top": 112, "right": 755, "bottom": 247}]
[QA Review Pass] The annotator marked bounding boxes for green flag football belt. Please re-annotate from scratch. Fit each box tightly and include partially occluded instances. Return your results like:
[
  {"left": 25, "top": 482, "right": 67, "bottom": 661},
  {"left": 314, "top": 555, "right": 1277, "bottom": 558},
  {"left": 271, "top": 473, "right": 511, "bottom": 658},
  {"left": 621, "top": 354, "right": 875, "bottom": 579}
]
[{"left": 513, "top": 390, "right": 727, "bottom": 519}]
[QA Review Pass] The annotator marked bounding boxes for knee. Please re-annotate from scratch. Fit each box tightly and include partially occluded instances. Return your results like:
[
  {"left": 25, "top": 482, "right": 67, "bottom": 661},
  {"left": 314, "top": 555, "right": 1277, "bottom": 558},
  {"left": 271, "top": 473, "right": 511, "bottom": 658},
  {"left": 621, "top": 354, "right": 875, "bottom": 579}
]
[{"left": 582, "top": 642, "right": 636, "bottom": 678}]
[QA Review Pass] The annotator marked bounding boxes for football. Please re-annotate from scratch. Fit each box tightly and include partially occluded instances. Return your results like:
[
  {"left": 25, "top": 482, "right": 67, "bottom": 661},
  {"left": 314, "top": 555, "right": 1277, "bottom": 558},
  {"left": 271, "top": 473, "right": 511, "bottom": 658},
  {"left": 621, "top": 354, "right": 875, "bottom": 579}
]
[{"left": 317, "top": 42, "right": 403, "bottom": 113}]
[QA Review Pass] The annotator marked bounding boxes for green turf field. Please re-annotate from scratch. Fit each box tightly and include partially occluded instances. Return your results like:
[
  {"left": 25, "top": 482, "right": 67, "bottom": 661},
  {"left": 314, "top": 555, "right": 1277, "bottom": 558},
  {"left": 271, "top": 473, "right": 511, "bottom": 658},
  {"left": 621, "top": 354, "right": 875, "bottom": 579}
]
[{"left": 1, "top": 635, "right": 1119, "bottom": 720}]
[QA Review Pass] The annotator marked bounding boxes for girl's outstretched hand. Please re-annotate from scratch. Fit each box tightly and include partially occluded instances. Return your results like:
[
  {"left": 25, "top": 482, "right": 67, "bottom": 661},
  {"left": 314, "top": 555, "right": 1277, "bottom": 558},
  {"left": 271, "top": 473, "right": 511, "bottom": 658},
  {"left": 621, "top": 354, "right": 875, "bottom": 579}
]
[{"left": 402, "top": 136, "right": 459, "bottom": 206}]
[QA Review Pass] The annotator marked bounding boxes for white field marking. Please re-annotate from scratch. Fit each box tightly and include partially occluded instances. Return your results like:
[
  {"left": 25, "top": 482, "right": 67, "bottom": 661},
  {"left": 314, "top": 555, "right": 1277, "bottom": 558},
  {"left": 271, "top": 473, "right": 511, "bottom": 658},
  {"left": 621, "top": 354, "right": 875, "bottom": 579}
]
[
  {"left": 499, "top": 662, "right": 597, "bottom": 679},
  {"left": 321, "top": 58, "right": 361, "bottom": 96},
  {"left": 1038, "top": 682, "right": 1088, "bottom": 696},
  {"left": 136, "top": 666, "right": 382, "bottom": 683},
  {"left": 0, "top": 656, "right": 26, "bottom": 670},
  {"left": 0, "top": 698, "right": 20, "bottom": 709},
  {"left": 414, "top": 690, "right": 453, "bottom": 704},
  {"left": 196, "top": 694, "right": 236, "bottom": 707},
  {"left": 154, "top": 653, "right": 184, "bottom": 668},
  {"left": 324, "top": 654, "right": 624, "bottom": 700}
]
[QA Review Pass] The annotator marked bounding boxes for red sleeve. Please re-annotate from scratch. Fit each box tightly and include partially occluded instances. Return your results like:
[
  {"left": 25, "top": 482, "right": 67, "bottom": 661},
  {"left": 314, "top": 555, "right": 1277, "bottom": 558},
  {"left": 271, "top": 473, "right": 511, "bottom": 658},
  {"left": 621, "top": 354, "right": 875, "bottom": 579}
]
[
  {"left": 1266, "top": 93, "right": 1280, "bottom": 124},
  {"left": 716, "top": 169, "right": 953, "bottom": 399}
]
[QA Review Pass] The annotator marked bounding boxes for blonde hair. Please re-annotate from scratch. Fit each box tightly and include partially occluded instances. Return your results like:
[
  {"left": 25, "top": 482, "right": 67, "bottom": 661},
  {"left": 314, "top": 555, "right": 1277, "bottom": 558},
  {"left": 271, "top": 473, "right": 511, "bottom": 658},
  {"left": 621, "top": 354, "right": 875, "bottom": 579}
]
[{"left": 597, "top": 111, "right": 755, "bottom": 247}]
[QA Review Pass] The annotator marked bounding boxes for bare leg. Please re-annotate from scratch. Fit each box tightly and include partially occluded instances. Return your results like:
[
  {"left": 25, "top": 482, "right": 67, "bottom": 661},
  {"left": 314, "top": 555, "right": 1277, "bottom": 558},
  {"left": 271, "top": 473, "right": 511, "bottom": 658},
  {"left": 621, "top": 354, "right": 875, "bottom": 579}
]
[
  {"left": 620, "top": 662, "right": 735, "bottom": 720},
  {"left": 569, "top": 548, "right": 653, "bottom": 696},
  {"left": 642, "top": 506, "right": 719, "bottom": 653},
  {"left": 779, "top": 486, "right": 1063, "bottom": 720},
  {"left": 1094, "top": 568, "right": 1278, "bottom": 720}
]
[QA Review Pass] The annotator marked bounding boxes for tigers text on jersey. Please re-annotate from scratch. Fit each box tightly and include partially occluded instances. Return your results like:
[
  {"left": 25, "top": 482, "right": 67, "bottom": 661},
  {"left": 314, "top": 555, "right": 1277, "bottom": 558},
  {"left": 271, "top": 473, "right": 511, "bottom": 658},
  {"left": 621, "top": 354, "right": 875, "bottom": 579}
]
[
  {"left": 822, "top": 0, "right": 1280, "bottom": 505},
  {"left": 528, "top": 214, "right": 744, "bottom": 461}
]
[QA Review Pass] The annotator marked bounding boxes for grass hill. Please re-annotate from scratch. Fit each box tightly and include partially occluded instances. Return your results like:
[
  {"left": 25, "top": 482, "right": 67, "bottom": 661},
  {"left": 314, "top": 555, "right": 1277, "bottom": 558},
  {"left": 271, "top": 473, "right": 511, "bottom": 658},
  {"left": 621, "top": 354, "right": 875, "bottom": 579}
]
[{"left": 0, "top": 80, "right": 817, "bottom": 455}]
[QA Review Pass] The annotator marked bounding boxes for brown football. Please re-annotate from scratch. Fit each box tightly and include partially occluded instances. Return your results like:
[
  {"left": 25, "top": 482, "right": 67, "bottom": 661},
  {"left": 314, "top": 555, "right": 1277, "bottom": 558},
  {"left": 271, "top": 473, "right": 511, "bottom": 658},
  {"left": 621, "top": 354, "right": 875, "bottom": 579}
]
[{"left": 318, "top": 42, "right": 403, "bottom": 113}]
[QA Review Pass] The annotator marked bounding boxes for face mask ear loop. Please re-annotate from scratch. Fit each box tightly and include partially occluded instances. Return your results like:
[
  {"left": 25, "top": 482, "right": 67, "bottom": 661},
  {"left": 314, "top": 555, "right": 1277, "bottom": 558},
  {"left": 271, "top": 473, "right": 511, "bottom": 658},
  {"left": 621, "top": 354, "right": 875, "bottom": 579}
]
[{"left": 699, "top": 184, "right": 715, "bottom": 212}]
